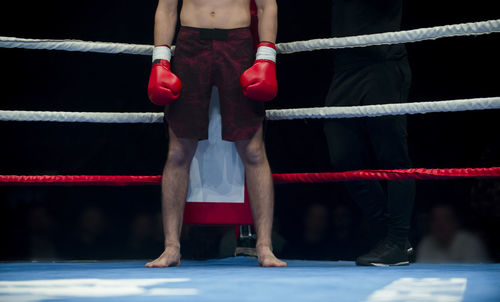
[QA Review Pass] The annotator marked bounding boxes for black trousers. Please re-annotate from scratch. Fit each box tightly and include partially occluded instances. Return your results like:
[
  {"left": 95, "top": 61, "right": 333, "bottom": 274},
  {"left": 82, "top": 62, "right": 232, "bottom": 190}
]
[{"left": 324, "top": 59, "right": 415, "bottom": 244}]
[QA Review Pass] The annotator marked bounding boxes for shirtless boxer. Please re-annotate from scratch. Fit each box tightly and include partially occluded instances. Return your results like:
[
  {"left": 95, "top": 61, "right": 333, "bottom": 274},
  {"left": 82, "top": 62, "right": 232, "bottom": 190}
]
[{"left": 145, "top": 0, "right": 286, "bottom": 267}]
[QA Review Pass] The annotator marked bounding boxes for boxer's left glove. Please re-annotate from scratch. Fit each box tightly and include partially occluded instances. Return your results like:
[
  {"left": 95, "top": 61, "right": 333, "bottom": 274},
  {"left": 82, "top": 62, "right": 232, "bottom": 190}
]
[
  {"left": 240, "top": 42, "right": 277, "bottom": 101},
  {"left": 148, "top": 46, "right": 182, "bottom": 106}
]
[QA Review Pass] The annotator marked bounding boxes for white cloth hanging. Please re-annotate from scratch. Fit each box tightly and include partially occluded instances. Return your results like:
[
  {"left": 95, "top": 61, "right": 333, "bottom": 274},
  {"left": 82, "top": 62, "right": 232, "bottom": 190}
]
[{"left": 187, "top": 87, "right": 245, "bottom": 203}]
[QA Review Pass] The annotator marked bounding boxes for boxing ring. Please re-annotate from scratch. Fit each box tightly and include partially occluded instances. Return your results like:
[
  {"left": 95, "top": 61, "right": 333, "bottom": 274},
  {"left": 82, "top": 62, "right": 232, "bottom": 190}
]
[
  {"left": 1, "top": 19, "right": 500, "bottom": 301},
  {"left": 2, "top": 258, "right": 500, "bottom": 302}
]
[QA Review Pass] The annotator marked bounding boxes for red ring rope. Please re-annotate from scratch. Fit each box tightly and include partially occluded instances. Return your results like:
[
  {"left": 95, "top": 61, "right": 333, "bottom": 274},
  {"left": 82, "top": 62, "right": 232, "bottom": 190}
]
[
  {"left": 0, "top": 167, "right": 498, "bottom": 186},
  {"left": 273, "top": 167, "right": 500, "bottom": 184}
]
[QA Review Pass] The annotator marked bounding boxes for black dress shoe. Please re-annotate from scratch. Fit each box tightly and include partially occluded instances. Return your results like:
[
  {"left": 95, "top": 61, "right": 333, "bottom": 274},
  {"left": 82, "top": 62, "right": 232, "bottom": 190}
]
[{"left": 356, "top": 238, "right": 410, "bottom": 266}]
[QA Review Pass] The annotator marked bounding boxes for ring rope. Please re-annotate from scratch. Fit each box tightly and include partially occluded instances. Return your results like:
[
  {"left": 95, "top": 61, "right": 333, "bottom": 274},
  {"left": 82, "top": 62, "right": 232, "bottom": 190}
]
[
  {"left": 267, "top": 97, "right": 500, "bottom": 120},
  {"left": 273, "top": 168, "right": 500, "bottom": 184},
  {"left": 1, "top": 167, "right": 498, "bottom": 186},
  {"left": 0, "top": 111, "right": 164, "bottom": 123},
  {"left": 1, "top": 97, "right": 499, "bottom": 123},
  {"left": 278, "top": 19, "right": 500, "bottom": 54},
  {"left": 0, "top": 19, "right": 498, "bottom": 55}
]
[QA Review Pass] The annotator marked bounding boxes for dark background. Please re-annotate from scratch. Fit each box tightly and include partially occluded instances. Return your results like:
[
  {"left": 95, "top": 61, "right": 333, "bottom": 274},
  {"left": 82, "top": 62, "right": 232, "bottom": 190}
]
[{"left": 0, "top": 1, "right": 499, "bottom": 261}]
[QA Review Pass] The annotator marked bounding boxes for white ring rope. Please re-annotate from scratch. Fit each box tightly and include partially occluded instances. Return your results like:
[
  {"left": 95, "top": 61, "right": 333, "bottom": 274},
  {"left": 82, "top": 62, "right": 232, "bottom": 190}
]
[
  {"left": 277, "top": 19, "right": 500, "bottom": 54},
  {"left": 0, "top": 19, "right": 499, "bottom": 55},
  {"left": 1, "top": 97, "right": 498, "bottom": 123},
  {"left": 0, "top": 37, "right": 153, "bottom": 56},
  {"left": 266, "top": 97, "right": 500, "bottom": 120},
  {"left": 0, "top": 111, "right": 164, "bottom": 124}
]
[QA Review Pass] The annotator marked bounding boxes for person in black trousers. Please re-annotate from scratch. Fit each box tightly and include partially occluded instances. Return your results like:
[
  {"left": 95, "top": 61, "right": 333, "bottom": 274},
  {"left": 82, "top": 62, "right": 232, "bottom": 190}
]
[{"left": 324, "top": 0, "right": 415, "bottom": 266}]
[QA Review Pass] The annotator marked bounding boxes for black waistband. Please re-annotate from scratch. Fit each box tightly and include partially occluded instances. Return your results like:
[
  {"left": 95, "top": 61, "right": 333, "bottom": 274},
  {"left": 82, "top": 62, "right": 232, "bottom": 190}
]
[{"left": 180, "top": 26, "right": 250, "bottom": 41}]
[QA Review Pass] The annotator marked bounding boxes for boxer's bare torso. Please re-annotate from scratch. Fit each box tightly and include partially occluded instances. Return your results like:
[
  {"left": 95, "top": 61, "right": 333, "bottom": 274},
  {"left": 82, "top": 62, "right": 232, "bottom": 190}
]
[
  {"left": 154, "top": 0, "right": 275, "bottom": 46},
  {"left": 181, "top": 0, "right": 251, "bottom": 29}
]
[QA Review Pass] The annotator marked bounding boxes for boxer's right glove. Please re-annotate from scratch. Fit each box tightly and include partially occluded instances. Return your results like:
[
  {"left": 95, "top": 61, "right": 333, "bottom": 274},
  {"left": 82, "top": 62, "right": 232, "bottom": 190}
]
[{"left": 148, "top": 46, "right": 182, "bottom": 106}]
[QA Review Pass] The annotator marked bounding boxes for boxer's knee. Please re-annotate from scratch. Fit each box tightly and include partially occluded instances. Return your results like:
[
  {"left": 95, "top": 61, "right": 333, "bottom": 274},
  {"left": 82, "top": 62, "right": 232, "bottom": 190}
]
[
  {"left": 167, "top": 140, "right": 197, "bottom": 168},
  {"left": 237, "top": 140, "right": 267, "bottom": 166}
]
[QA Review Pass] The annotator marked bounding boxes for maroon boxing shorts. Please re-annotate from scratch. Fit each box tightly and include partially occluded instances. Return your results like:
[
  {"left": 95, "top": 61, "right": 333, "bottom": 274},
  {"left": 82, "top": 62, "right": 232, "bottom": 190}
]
[{"left": 164, "top": 26, "right": 265, "bottom": 141}]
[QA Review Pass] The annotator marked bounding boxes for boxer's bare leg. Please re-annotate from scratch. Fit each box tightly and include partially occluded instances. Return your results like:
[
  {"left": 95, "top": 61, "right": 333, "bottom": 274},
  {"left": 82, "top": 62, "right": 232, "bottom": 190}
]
[
  {"left": 235, "top": 125, "right": 287, "bottom": 267},
  {"left": 146, "top": 128, "right": 198, "bottom": 268}
]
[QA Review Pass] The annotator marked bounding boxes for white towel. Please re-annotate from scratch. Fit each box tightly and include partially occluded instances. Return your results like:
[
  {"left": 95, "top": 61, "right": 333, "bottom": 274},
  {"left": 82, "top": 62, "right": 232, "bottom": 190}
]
[{"left": 187, "top": 87, "right": 245, "bottom": 203}]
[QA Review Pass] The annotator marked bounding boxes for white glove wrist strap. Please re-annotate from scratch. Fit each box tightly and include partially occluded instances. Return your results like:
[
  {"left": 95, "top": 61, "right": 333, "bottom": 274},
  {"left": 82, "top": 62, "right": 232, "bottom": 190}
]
[
  {"left": 152, "top": 46, "right": 172, "bottom": 62},
  {"left": 256, "top": 46, "right": 276, "bottom": 63}
]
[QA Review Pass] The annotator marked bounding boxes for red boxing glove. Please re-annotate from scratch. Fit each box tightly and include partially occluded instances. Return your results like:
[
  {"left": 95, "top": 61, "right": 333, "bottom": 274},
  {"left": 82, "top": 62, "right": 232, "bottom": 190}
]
[
  {"left": 240, "top": 42, "right": 278, "bottom": 101},
  {"left": 148, "top": 46, "right": 182, "bottom": 106}
]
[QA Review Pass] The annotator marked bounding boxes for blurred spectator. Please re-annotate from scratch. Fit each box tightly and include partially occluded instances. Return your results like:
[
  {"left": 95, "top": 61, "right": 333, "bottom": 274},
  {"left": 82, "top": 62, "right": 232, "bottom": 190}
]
[
  {"left": 218, "top": 226, "right": 240, "bottom": 258},
  {"left": 284, "top": 203, "right": 331, "bottom": 260},
  {"left": 26, "top": 205, "right": 58, "bottom": 260},
  {"left": 417, "top": 204, "right": 490, "bottom": 263},
  {"left": 467, "top": 140, "right": 500, "bottom": 261},
  {"left": 180, "top": 225, "right": 226, "bottom": 259},
  {"left": 127, "top": 213, "right": 163, "bottom": 259},
  {"left": 470, "top": 141, "right": 500, "bottom": 218},
  {"left": 74, "top": 206, "right": 112, "bottom": 259},
  {"left": 470, "top": 179, "right": 500, "bottom": 218},
  {"left": 329, "top": 203, "right": 366, "bottom": 261},
  {"left": 153, "top": 212, "right": 165, "bottom": 245}
]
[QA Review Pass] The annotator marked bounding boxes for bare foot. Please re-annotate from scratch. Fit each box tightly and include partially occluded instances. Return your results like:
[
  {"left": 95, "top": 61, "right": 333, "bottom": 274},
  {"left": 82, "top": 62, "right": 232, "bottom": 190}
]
[
  {"left": 145, "top": 246, "right": 181, "bottom": 268},
  {"left": 256, "top": 245, "right": 287, "bottom": 267}
]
